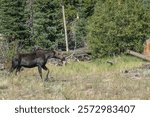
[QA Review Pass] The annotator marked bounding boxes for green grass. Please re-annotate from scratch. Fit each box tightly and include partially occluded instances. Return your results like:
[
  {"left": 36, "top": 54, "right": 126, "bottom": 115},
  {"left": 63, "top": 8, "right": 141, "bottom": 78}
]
[{"left": 0, "top": 55, "right": 150, "bottom": 100}]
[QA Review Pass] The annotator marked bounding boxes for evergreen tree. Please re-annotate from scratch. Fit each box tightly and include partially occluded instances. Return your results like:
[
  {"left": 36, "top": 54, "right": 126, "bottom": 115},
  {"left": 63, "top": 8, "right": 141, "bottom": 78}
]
[
  {"left": 143, "top": 0, "right": 150, "bottom": 9},
  {"left": 32, "top": 0, "right": 63, "bottom": 49},
  {"left": 0, "top": 0, "right": 29, "bottom": 42},
  {"left": 87, "top": 0, "right": 150, "bottom": 58},
  {"left": 62, "top": 0, "right": 98, "bottom": 49},
  {"left": 0, "top": 0, "right": 99, "bottom": 51}
]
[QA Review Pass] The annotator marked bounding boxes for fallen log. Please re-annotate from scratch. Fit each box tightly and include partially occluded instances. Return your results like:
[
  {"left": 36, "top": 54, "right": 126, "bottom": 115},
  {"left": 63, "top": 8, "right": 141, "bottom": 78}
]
[
  {"left": 62, "top": 47, "right": 91, "bottom": 55},
  {"left": 62, "top": 47, "right": 92, "bottom": 61},
  {"left": 126, "top": 49, "right": 150, "bottom": 62}
]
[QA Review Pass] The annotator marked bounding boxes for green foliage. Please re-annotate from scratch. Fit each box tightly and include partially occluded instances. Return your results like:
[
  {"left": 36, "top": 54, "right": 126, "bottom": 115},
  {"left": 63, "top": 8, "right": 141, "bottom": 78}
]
[
  {"left": 0, "top": 0, "right": 99, "bottom": 52},
  {"left": 87, "top": 0, "right": 150, "bottom": 58},
  {"left": 80, "top": 0, "right": 98, "bottom": 18},
  {"left": 63, "top": 0, "right": 98, "bottom": 49},
  {"left": 0, "top": 0, "right": 29, "bottom": 41},
  {"left": 32, "top": 0, "right": 63, "bottom": 49},
  {"left": 63, "top": 0, "right": 83, "bottom": 49},
  {"left": 1, "top": 0, "right": 150, "bottom": 59},
  {"left": 143, "top": 0, "right": 150, "bottom": 9},
  {"left": 0, "top": 0, "right": 96, "bottom": 50}
]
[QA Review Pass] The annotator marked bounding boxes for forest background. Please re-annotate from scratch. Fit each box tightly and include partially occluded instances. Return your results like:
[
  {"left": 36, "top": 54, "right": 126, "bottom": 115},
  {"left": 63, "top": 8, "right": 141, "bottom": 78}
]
[{"left": 0, "top": 0, "right": 150, "bottom": 58}]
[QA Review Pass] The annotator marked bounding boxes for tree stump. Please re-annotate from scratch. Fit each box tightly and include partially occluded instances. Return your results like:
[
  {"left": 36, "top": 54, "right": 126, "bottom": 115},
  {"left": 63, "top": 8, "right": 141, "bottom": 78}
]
[{"left": 144, "top": 39, "right": 150, "bottom": 56}]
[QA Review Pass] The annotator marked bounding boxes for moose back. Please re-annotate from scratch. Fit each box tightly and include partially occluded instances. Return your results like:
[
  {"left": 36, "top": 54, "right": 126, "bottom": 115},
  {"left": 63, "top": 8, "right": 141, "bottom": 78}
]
[{"left": 10, "top": 49, "right": 65, "bottom": 81}]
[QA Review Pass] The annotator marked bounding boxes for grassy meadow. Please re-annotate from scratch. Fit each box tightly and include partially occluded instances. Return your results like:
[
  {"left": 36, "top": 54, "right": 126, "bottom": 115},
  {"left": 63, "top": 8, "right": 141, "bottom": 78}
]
[{"left": 0, "top": 55, "right": 150, "bottom": 100}]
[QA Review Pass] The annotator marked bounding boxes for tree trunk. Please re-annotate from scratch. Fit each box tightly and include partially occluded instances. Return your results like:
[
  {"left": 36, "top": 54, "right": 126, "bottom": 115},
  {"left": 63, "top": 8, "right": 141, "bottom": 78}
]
[
  {"left": 61, "top": 0, "right": 69, "bottom": 52},
  {"left": 30, "top": 0, "right": 34, "bottom": 36},
  {"left": 126, "top": 50, "right": 150, "bottom": 62}
]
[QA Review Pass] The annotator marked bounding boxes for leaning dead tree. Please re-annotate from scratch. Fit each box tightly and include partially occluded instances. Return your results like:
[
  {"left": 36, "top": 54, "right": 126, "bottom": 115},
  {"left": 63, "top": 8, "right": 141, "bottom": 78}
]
[{"left": 126, "top": 49, "right": 150, "bottom": 62}]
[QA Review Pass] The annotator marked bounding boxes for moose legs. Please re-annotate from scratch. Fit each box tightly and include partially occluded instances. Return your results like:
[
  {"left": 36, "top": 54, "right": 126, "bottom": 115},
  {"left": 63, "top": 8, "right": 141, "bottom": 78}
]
[
  {"left": 37, "top": 65, "right": 50, "bottom": 81},
  {"left": 9, "top": 65, "right": 21, "bottom": 75},
  {"left": 38, "top": 65, "right": 43, "bottom": 79},
  {"left": 42, "top": 65, "right": 50, "bottom": 81}
]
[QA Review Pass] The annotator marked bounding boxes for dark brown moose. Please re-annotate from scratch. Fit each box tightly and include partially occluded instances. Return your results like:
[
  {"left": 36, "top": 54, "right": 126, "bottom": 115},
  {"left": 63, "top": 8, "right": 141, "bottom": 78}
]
[{"left": 9, "top": 48, "right": 66, "bottom": 81}]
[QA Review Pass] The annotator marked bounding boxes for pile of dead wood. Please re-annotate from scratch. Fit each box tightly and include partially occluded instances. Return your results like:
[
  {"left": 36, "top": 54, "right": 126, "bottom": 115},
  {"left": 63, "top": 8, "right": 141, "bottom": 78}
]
[
  {"left": 62, "top": 47, "right": 92, "bottom": 62},
  {"left": 47, "top": 47, "right": 92, "bottom": 66}
]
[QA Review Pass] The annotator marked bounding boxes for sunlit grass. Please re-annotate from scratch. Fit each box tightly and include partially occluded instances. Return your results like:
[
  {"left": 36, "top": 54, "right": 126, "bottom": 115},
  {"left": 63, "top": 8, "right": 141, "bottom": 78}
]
[{"left": 0, "top": 55, "right": 150, "bottom": 99}]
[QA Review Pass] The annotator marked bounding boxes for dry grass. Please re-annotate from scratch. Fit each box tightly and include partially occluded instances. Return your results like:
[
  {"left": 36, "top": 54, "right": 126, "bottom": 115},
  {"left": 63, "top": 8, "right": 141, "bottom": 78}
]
[{"left": 0, "top": 55, "right": 150, "bottom": 100}]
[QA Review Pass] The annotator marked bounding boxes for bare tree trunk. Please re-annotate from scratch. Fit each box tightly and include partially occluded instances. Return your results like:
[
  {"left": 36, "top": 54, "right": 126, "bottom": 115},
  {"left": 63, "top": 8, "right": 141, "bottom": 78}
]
[
  {"left": 61, "top": 0, "right": 69, "bottom": 52},
  {"left": 29, "top": 0, "right": 34, "bottom": 38},
  {"left": 127, "top": 50, "right": 150, "bottom": 62}
]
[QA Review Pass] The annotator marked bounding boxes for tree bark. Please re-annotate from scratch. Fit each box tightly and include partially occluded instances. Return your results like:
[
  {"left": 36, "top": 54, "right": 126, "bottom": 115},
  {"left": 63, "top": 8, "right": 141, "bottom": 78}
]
[
  {"left": 126, "top": 50, "right": 150, "bottom": 62},
  {"left": 61, "top": 0, "right": 69, "bottom": 52}
]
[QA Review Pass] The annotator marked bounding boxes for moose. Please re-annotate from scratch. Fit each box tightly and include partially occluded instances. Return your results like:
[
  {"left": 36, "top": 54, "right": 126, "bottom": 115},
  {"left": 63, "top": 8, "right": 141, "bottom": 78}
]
[{"left": 9, "top": 48, "right": 66, "bottom": 81}]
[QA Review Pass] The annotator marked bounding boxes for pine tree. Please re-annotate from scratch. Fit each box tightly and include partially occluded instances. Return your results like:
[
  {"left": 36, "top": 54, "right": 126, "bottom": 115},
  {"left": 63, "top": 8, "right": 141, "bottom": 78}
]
[
  {"left": 62, "top": 0, "right": 98, "bottom": 49},
  {"left": 32, "top": 0, "right": 63, "bottom": 49},
  {"left": 0, "top": 0, "right": 29, "bottom": 41},
  {"left": 87, "top": 0, "right": 150, "bottom": 58}
]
